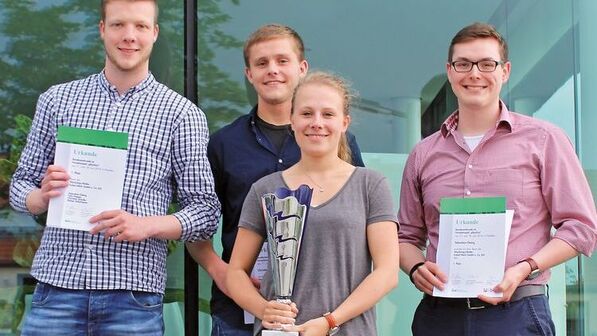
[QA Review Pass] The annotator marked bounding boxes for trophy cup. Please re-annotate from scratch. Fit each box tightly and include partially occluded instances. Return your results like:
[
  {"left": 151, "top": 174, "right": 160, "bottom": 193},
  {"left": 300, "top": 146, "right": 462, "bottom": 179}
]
[{"left": 260, "top": 185, "right": 312, "bottom": 336}]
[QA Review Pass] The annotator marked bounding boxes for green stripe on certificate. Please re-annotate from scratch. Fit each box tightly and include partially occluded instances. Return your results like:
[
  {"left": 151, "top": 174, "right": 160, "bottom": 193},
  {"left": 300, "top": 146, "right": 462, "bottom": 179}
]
[
  {"left": 440, "top": 196, "right": 506, "bottom": 214},
  {"left": 57, "top": 126, "right": 128, "bottom": 149}
]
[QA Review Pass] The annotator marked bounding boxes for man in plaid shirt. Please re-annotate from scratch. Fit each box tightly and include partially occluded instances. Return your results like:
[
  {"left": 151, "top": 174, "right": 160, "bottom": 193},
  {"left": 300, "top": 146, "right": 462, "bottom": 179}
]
[{"left": 9, "top": 1, "right": 220, "bottom": 334}]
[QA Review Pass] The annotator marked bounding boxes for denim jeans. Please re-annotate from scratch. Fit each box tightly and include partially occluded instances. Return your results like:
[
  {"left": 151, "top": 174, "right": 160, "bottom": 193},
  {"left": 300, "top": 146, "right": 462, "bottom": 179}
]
[
  {"left": 212, "top": 315, "right": 253, "bottom": 336},
  {"left": 412, "top": 294, "right": 555, "bottom": 336},
  {"left": 22, "top": 282, "right": 164, "bottom": 336}
]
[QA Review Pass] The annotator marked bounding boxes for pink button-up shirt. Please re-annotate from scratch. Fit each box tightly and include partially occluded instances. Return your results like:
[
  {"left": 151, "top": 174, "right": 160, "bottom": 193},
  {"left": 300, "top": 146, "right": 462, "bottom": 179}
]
[{"left": 398, "top": 103, "right": 597, "bottom": 284}]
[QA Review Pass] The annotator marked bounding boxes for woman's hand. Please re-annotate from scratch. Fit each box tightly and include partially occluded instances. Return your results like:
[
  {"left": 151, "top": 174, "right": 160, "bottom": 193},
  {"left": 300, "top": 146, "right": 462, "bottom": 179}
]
[
  {"left": 293, "top": 317, "right": 329, "bottom": 336},
  {"left": 261, "top": 300, "right": 298, "bottom": 331}
]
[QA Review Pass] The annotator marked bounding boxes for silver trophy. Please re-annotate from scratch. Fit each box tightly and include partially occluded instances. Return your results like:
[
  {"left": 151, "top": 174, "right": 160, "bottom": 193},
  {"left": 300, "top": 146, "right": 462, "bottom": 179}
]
[{"left": 261, "top": 185, "right": 312, "bottom": 336}]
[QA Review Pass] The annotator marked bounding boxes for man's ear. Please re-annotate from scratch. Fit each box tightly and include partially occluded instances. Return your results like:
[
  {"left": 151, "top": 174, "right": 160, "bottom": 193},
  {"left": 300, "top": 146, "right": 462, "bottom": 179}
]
[
  {"left": 245, "top": 66, "right": 254, "bottom": 84},
  {"left": 299, "top": 59, "right": 308, "bottom": 78},
  {"left": 501, "top": 61, "right": 511, "bottom": 83},
  {"left": 99, "top": 20, "right": 105, "bottom": 40},
  {"left": 153, "top": 24, "right": 159, "bottom": 43}
]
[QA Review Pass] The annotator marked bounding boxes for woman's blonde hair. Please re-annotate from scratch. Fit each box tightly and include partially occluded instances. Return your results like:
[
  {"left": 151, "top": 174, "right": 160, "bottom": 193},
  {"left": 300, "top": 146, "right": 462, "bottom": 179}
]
[{"left": 292, "top": 71, "right": 355, "bottom": 164}]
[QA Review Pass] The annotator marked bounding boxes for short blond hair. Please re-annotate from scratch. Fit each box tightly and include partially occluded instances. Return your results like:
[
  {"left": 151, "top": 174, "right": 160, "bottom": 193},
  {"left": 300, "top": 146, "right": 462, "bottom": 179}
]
[
  {"left": 243, "top": 24, "right": 305, "bottom": 67},
  {"left": 100, "top": 0, "right": 159, "bottom": 23}
]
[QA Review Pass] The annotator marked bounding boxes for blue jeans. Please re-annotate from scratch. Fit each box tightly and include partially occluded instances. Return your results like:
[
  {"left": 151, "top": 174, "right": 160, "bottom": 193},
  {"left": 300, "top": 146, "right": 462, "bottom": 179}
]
[
  {"left": 412, "top": 294, "right": 555, "bottom": 336},
  {"left": 22, "top": 282, "right": 164, "bottom": 336},
  {"left": 212, "top": 315, "right": 253, "bottom": 336}
]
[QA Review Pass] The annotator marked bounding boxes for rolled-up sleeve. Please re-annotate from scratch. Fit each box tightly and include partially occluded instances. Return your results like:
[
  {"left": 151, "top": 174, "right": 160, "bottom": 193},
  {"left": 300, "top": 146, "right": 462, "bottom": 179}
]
[
  {"left": 542, "top": 127, "right": 597, "bottom": 256},
  {"left": 397, "top": 147, "right": 428, "bottom": 249},
  {"left": 171, "top": 105, "right": 221, "bottom": 242},
  {"left": 9, "top": 89, "right": 58, "bottom": 213}
]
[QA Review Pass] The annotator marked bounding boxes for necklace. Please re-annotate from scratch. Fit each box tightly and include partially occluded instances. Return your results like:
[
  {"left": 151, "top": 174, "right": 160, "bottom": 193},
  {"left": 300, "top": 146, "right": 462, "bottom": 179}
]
[{"left": 302, "top": 170, "right": 325, "bottom": 193}]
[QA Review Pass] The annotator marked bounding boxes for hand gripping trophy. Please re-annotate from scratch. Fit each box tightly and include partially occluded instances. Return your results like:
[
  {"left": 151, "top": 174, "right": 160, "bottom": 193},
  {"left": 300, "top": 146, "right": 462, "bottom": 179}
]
[{"left": 261, "top": 185, "right": 312, "bottom": 336}]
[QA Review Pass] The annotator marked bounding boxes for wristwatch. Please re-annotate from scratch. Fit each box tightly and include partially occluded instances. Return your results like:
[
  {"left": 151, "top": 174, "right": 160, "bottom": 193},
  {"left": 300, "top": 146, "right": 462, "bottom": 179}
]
[
  {"left": 518, "top": 257, "right": 541, "bottom": 280},
  {"left": 323, "top": 312, "right": 339, "bottom": 336}
]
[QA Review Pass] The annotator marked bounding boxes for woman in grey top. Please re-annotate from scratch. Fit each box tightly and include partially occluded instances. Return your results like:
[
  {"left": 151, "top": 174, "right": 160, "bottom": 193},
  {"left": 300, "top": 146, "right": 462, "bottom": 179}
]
[{"left": 227, "top": 71, "right": 400, "bottom": 336}]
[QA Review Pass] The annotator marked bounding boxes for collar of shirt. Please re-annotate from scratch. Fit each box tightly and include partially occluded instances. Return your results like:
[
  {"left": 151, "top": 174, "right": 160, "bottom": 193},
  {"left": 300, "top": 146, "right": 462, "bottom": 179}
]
[
  {"left": 440, "top": 100, "right": 514, "bottom": 138},
  {"left": 248, "top": 105, "right": 294, "bottom": 155},
  {"left": 97, "top": 70, "right": 156, "bottom": 102}
]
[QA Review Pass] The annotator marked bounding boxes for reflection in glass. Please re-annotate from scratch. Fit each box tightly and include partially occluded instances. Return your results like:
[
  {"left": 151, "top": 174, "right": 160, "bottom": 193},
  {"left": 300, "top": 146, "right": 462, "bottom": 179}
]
[{"left": 0, "top": 0, "right": 188, "bottom": 334}]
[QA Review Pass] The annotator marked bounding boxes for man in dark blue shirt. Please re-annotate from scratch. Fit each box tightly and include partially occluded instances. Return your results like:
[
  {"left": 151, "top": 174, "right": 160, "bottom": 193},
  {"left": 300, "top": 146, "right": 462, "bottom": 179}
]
[{"left": 187, "top": 24, "right": 363, "bottom": 335}]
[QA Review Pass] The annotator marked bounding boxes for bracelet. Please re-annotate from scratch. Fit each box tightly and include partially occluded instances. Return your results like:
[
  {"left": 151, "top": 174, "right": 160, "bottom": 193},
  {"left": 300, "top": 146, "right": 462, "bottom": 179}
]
[
  {"left": 323, "top": 312, "right": 339, "bottom": 335},
  {"left": 409, "top": 262, "right": 425, "bottom": 284},
  {"left": 323, "top": 312, "right": 338, "bottom": 329}
]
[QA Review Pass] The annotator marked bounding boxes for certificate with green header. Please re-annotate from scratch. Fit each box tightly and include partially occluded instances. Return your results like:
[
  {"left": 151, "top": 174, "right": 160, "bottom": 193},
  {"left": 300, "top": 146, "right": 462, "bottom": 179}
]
[
  {"left": 433, "top": 196, "right": 514, "bottom": 298},
  {"left": 47, "top": 126, "right": 128, "bottom": 231}
]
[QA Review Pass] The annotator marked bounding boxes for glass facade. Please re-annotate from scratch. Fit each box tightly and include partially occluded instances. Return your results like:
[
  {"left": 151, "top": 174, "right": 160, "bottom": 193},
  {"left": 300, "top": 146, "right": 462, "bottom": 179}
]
[
  {"left": 0, "top": 0, "right": 595, "bottom": 335},
  {"left": 0, "top": 1, "right": 187, "bottom": 334}
]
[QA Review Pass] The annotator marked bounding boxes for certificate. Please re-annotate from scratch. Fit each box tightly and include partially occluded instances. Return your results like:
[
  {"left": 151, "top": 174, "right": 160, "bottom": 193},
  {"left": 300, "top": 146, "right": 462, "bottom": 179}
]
[
  {"left": 47, "top": 126, "right": 128, "bottom": 231},
  {"left": 433, "top": 197, "right": 514, "bottom": 298},
  {"left": 244, "top": 242, "right": 269, "bottom": 324}
]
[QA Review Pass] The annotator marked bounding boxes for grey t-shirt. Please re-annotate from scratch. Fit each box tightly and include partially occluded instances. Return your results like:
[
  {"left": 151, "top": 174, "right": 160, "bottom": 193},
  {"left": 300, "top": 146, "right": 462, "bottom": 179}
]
[{"left": 238, "top": 167, "right": 398, "bottom": 336}]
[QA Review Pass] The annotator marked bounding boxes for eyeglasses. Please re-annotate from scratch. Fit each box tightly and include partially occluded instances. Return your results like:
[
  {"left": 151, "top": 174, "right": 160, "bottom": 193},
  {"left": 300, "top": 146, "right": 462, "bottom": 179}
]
[{"left": 451, "top": 60, "right": 505, "bottom": 73}]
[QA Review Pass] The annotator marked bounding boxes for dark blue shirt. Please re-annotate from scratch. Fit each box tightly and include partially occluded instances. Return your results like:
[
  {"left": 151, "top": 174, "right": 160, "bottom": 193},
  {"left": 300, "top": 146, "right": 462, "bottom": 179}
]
[{"left": 207, "top": 106, "right": 364, "bottom": 328}]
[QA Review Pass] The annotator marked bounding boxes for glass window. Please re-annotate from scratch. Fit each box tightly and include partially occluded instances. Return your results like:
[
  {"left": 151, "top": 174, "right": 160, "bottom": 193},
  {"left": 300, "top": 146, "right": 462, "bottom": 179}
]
[
  {"left": 1, "top": 0, "right": 595, "bottom": 335},
  {"left": 0, "top": 1, "right": 186, "bottom": 334},
  {"left": 576, "top": 1, "right": 597, "bottom": 335},
  {"left": 198, "top": 1, "right": 593, "bottom": 335}
]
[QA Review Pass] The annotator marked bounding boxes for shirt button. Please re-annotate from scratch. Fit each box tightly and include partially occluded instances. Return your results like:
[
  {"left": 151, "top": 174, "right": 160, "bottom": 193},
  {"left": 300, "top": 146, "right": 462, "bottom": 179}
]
[
  {"left": 115, "top": 102, "right": 122, "bottom": 107},
  {"left": 468, "top": 164, "right": 473, "bottom": 169},
  {"left": 466, "top": 190, "right": 471, "bottom": 196},
  {"left": 86, "top": 244, "right": 93, "bottom": 250},
  {"left": 278, "top": 159, "right": 283, "bottom": 164}
]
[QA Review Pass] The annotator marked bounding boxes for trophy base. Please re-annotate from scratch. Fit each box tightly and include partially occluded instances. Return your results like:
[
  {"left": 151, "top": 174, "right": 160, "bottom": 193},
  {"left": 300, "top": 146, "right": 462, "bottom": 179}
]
[{"left": 262, "top": 330, "right": 299, "bottom": 336}]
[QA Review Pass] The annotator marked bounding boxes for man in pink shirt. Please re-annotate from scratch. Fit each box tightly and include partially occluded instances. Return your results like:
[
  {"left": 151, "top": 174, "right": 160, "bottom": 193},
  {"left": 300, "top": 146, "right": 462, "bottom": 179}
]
[{"left": 398, "top": 22, "right": 597, "bottom": 336}]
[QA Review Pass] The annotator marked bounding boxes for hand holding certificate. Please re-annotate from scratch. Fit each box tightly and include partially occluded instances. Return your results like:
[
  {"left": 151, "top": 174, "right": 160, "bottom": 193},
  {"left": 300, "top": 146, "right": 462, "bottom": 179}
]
[
  {"left": 47, "top": 126, "right": 128, "bottom": 232},
  {"left": 433, "top": 197, "right": 514, "bottom": 298}
]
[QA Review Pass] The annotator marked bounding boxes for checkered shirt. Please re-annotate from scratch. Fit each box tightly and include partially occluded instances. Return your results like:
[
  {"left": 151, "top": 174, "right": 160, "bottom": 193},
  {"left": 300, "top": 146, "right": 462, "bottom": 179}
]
[{"left": 9, "top": 71, "right": 220, "bottom": 293}]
